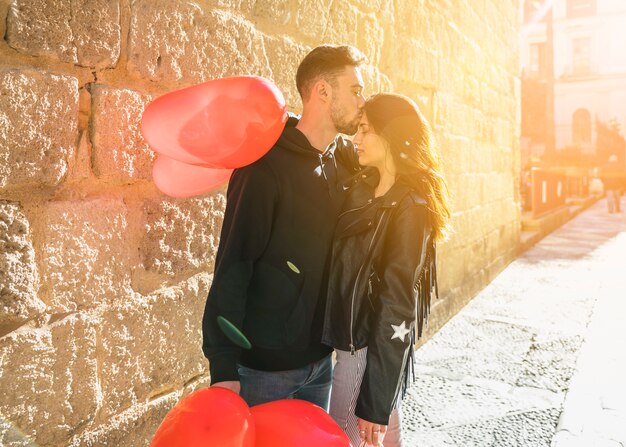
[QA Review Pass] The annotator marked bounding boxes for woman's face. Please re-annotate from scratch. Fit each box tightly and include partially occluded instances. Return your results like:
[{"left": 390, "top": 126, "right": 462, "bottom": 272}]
[{"left": 352, "top": 113, "right": 392, "bottom": 170}]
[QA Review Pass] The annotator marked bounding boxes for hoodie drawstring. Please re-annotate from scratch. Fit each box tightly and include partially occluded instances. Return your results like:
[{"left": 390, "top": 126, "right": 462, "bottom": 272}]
[{"left": 319, "top": 152, "right": 338, "bottom": 198}]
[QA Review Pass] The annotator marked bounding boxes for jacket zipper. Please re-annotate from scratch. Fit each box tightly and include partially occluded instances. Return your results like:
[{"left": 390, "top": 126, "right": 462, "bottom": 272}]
[
  {"left": 337, "top": 198, "right": 373, "bottom": 221},
  {"left": 348, "top": 209, "right": 387, "bottom": 355}
]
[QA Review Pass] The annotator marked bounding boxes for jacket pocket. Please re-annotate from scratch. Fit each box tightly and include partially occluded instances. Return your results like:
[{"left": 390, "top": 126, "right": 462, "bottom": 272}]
[{"left": 244, "top": 261, "right": 304, "bottom": 349}]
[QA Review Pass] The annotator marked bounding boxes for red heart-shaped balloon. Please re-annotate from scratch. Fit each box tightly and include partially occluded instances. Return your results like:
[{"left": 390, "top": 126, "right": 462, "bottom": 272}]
[
  {"left": 150, "top": 387, "right": 254, "bottom": 447},
  {"left": 141, "top": 76, "right": 287, "bottom": 169},
  {"left": 151, "top": 155, "right": 233, "bottom": 198},
  {"left": 251, "top": 399, "right": 351, "bottom": 447}
]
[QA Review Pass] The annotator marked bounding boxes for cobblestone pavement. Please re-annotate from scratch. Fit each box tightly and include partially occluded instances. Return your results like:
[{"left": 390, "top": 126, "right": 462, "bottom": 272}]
[{"left": 400, "top": 197, "right": 626, "bottom": 447}]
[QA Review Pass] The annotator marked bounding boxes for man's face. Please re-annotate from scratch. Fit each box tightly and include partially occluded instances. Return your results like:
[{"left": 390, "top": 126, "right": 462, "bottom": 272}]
[{"left": 329, "top": 66, "right": 365, "bottom": 135}]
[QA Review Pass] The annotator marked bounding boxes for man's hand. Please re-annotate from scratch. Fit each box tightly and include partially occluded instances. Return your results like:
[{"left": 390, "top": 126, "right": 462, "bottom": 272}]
[
  {"left": 211, "top": 381, "right": 241, "bottom": 394},
  {"left": 357, "top": 417, "right": 387, "bottom": 446}
]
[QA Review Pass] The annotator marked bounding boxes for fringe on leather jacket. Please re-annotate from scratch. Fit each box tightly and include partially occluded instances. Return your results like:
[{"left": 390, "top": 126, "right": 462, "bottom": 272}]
[{"left": 322, "top": 168, "right": 438, "bottom": 425}]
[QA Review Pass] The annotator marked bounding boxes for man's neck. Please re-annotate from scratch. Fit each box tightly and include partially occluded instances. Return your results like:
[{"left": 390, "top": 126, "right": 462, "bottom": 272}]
[{"left": 295, "top": 113, "right": 338, "bottom": 153}]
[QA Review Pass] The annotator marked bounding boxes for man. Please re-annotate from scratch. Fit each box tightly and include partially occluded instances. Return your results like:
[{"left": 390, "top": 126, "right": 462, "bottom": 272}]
[{"left": 202, "top": 45, "right": 366, "bottom": 409}]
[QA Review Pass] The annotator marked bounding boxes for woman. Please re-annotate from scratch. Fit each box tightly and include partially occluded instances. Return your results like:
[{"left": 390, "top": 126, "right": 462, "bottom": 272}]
[{"left": 322, "top": 93, "right": 451, "bottom": 446}]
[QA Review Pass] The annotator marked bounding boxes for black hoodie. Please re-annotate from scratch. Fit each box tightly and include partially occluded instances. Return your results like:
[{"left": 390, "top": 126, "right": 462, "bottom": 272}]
[{"left": 202, "top": 121, "right": 359, "bottom": 383}]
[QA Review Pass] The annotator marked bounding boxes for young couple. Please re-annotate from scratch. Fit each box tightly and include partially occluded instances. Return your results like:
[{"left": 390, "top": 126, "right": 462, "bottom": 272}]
[{"left": 202, "top": 44, "right": 450, "bottom": 447}]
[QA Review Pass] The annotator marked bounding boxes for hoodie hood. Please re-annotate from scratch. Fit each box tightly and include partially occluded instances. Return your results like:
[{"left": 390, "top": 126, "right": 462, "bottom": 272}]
[
  {"left": 275, "top": 113, "right": 342, "bottom": 158},
  {"left": 276, "top": 125, "right": 324, "bottom": 156}
]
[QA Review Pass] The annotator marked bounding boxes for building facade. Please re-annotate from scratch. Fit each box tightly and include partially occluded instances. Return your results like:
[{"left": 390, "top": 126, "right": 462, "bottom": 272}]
[{"left": 521, "top": 0, "right": 626, "bottom": 163}]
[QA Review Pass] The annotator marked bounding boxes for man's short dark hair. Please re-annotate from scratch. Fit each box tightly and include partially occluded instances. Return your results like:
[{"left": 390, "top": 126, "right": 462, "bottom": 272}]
[{"left": 296, "top": 45, "right": 366, "bottom": 101}]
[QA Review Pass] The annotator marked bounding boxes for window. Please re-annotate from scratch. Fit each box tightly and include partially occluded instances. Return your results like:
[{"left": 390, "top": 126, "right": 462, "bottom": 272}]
[
  {"left": 572, "top": 37, "right": 591, "bottom": 75},
  {"left": 529, "top": 42, "right": 547, "bottom": 78},
  {"left": 572, "top": 109, "right": 591, "bottom": 145},
  {"left": 567, "top": 0, "right": 596, "bottom": 18}
]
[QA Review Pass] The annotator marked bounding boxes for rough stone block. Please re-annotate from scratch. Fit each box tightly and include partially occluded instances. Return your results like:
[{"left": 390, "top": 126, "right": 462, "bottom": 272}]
[
  {"left": 0, "top": 201, "right": 44, "bottom": 335},
  {"left": 392, "top": 0, "right": 432, "bottom": 41},
  {"left": 434, "top": 92, "right": 455, "bottom": 134},
  {"left": 41, "top": 198, "right": 132, "bottom": 313},
  {"left": 6, "top": 0, "right": 120, "bottom": 67},
  {"left": 295, "top": 0, "right": 333, "bottom": 40},
  {"left": 438, "top": 244, "right": 468, "bottom": 292},
  {"left": 0, "top": 417, "right": 34, "bottom": 447},
  {"left": 466, "top": 207, "right": 488, "bottom": 240},
  {"left": 90, "top": 85, "right": 155, "bottom": 181},
  {"left": 439, "top": 134, "right": 470, "bottom": 177},
  {"left": 68, "top": 374, "right": 210, "bottom": 446},
  {"left": 0, "top": 69, "right": 78, "bottom": 190},
  {"left": 140, "top": 193, "right": 226, "bottom": 278},
  {"left": 204, "top": 0, "right": 255, "bottom": 11},
  {"left": 451, "top": 174, "right": 479, "bottom": 212},
  {"left": 182, "top": 374, "right": 212, "bottom": 397},
  {"left": 128, "top": 2, "right": 270, "bottom": 85},
  {"left": 253, "top": 0, "right": 291, "bottom": 25},
  {"left": 359, "top": 65, "right": 385, "bottom": 100},
  {"left": 98, "top": 273, "right": 211, "bottom": 419},
  {"left": 357, "top": 13, "right": 384, "bottom": 67},
  {"left": 68, "top": 392, "right": 180, "bottom": 447},
  {"left": 351, "top": 0, "right": 393, "bottom": 14},
  {"left": 0, "top": 314, "right": 98, "bottom": 446},
  {"left": 463, "top": 75, "right": 481, "bottom": 107},
  {"left": 322, "top": 2, "right": 358, "bottom": 44},
  {"left": 263, "top": 35, "right": 309, "bottom": 109},
  {"left": 480, "top": 144, "right": 497, "bottom": 174}
]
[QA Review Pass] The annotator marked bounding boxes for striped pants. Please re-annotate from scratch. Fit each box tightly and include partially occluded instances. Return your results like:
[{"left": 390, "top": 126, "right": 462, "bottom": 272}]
[{"left": 329, "top": 348, "right": 403, "bottom": 447}]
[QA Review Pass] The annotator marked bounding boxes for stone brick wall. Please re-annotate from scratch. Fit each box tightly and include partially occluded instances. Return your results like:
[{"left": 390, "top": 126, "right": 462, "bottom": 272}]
[{"left": 0, "top": 0, "right": 520, "bottom": 445}]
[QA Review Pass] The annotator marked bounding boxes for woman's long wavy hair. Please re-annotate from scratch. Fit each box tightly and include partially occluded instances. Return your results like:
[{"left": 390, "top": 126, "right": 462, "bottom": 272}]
[{"left": 364, "top": 93, "right": 451, "bottom": 241}]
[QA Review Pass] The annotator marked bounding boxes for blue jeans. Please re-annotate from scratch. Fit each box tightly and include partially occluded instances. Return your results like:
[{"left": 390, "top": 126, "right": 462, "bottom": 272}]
[{"left": 238, "top": 353, "right": 333, "bottom": 410}]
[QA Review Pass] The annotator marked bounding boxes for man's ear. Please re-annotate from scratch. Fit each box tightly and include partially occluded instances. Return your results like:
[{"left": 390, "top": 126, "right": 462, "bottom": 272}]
[{"left": 313, "top": 79, "right": 331, "bottom": 103}]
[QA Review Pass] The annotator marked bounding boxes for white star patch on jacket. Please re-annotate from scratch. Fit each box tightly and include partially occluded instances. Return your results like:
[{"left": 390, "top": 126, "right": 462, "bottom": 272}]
[{"left": 390, "top": 321, "right": 411, "bottom": 342}]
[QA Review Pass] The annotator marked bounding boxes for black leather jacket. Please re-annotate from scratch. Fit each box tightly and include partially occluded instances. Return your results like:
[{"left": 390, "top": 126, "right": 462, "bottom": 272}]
[{"left": 322, "top": 168, "right": 437, "bottom": 425}]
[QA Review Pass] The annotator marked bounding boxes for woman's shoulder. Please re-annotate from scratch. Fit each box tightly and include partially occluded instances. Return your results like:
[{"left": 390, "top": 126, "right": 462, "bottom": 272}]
[
  {"left": 393, "top": 188, "right": 431, "bottom": 228},
  {"left": 393, "top": 184, "right": 427, "bottom": 209},
  {"left": 407, "top": 190, "right": 427, "bottom": 206}
]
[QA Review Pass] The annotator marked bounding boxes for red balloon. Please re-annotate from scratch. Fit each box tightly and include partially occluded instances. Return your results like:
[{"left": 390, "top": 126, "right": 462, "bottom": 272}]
[
  {"left": 141, "top": 76, "right": 287, "bottom": 168},
  {"left": 250, "top": 400, "right": 351, "bottom": 447},
  {"left": 150, "top": 387, "right": 254, "bottom": 447},
  {"left": 152, "top": 155, "right": 233, "bottom": 197}
]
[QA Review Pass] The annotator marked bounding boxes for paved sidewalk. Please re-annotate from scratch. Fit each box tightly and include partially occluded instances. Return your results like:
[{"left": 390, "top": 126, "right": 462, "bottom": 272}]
[{"left": 400, "top": 196, "right": 626, "bottom": 446}]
